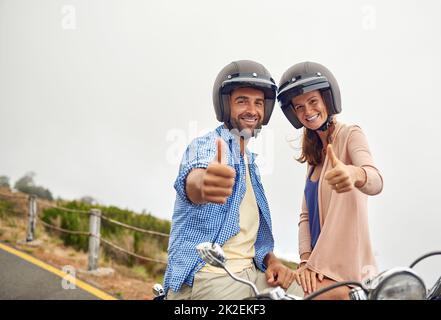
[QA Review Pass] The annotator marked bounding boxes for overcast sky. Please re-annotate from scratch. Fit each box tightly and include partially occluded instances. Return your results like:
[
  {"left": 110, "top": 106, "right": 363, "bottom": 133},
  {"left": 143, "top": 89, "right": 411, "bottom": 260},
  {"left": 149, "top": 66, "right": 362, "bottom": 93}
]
[{"left": 1, "top": 0, "right": 440, "bottom": 287}]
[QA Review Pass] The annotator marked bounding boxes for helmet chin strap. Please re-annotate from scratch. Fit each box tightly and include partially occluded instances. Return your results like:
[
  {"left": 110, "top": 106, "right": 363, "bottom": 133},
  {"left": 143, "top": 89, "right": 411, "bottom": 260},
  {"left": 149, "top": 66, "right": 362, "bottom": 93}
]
[
  {"left": 224, "top": 119, "right": 261, "bottom": 139},
  {"left": 316, "top": 115, "right": 333, "bottom": 132}
]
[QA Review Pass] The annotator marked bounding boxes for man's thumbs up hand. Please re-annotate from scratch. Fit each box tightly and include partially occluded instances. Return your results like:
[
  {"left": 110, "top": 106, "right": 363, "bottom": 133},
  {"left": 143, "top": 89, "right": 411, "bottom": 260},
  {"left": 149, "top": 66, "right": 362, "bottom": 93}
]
[
  {"left": 215, "top": 138, "right": 227, "bottom": 165},
  {"left": 201, "top": 139, "right": 236, "bottom": 204}
]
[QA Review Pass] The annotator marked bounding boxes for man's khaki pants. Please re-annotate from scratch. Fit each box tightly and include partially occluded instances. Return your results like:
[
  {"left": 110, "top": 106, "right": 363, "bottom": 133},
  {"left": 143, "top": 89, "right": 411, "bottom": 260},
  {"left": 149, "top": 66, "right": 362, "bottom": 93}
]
[{"left": 167, "top": 264, "right": 303, "bottom": 300}]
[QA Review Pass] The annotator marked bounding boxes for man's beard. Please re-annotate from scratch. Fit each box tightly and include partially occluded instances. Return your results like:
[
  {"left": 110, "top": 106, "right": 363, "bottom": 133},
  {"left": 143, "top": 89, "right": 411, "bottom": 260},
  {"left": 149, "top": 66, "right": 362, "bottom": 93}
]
[{"left": 229, "top": 116, "right": 263, "bottom": 139}]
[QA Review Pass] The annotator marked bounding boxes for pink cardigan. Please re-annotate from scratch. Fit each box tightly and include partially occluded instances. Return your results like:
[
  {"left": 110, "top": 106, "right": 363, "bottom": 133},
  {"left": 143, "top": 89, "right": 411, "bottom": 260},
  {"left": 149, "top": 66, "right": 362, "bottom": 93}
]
[{"left": 298, "top": 122, "right": 383, "bottom": 283}]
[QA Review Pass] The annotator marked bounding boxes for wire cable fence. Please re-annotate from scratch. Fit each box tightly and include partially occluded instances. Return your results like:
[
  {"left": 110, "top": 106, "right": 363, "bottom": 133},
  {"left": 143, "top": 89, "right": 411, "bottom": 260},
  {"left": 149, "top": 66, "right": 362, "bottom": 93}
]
[
  {"left": 100, "top": 215, "right": 170, "bottom": 238},
  {"left": 38, "top": 218, "right": 90, "bottom": 236},
  {"left": 0, "top": 190, "right": 169, "bottom": 267},
  {"left": 99, "top": 237, "right": 167, "bottom": 264},
  {"left": 38, "top": 217, "right": 168, "bottom": 264},
  {"left": 43, "top": 202, "right": 90, "bottom": 215}
]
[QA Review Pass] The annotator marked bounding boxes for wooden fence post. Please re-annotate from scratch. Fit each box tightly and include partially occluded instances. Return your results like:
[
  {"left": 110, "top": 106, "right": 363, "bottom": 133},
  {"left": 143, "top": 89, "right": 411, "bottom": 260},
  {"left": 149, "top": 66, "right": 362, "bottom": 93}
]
[
  {"left": 88, "top": 208, "right": 101, "bottom": 271},
  {"left": 26, "top": 195, "right": 37, "bottom": 242}
]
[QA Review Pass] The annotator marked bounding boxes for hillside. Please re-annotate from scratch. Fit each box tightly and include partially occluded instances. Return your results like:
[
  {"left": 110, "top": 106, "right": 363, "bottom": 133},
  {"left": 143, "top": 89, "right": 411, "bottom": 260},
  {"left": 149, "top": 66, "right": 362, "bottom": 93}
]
[{"left": 0, "top": 187, "right": 169, "bottom": 299}]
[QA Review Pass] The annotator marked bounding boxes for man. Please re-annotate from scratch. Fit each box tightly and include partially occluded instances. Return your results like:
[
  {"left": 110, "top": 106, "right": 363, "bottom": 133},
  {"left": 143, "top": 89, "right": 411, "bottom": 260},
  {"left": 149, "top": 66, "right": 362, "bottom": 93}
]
[{"left": 164, "top": 60, "right": 302, "bottom": 299}]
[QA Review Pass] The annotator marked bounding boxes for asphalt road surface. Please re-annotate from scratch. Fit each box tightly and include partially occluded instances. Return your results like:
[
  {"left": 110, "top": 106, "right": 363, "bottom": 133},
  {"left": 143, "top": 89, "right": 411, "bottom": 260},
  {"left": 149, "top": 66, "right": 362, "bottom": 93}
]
[{"left": 0, "top": 242, "right": 103, "bottom": 300}]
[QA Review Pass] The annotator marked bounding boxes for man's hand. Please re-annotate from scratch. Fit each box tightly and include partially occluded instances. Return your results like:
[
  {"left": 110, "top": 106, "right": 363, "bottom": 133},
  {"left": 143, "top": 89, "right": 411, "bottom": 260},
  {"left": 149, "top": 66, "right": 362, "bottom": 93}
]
[
  {"left": 324, "top": 144, "right": 366, "bottom": 193},
  {"left": 265, "top": 254, "right": 297, "bottom": 290},
  {"left": 186, "top": 138, "right": 236, "bottom": 205},
  {"left": 200, "top": 139, "right": 236, "bottom": 204}
]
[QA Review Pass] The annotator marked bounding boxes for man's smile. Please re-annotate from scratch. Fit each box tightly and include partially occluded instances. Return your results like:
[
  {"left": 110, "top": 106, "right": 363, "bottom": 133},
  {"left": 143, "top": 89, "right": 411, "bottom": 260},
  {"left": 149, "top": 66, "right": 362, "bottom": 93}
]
[{"left": 240, "top": 115, "right": 258, "bottom": 124}]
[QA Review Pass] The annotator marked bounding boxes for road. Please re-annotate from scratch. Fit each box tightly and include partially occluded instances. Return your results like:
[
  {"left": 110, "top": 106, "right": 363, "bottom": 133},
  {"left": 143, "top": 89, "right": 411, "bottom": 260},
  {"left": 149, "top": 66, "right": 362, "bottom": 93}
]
[{"left": 0, "top": 242, "right": 114, "bottom": 300}]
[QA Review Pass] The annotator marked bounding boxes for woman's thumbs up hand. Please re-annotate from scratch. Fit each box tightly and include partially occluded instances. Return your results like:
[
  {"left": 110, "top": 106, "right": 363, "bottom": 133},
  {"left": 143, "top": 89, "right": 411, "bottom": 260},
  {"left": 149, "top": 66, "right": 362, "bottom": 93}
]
[
  {"left": 324, "top": 144, "right": 360, "bottom": 193},
  {"left": 326, "top": 144, "right": 340, "bottom": 168}
]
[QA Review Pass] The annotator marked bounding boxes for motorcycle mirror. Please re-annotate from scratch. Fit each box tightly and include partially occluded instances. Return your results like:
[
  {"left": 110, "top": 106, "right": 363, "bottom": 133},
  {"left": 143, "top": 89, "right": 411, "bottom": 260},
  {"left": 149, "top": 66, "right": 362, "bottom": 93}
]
[
  {"left": 196, "top": 242, "right": 226, "bottom": 268},
  {"left": 196, "top": 242, "right": 262, "bottom": 297}
]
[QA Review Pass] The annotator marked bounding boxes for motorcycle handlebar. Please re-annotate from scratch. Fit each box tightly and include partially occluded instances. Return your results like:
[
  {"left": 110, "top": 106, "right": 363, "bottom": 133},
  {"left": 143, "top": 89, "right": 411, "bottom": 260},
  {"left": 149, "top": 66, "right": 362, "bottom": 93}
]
[{"left": 409, "top": 251, "right": 441, "bottom": 268}]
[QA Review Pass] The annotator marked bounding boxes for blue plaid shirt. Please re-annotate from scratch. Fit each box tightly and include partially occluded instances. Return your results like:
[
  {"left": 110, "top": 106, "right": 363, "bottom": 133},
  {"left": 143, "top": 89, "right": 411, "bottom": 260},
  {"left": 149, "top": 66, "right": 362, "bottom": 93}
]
[{"left": 163, "top": 125, "right": 274, "bottom": 294}]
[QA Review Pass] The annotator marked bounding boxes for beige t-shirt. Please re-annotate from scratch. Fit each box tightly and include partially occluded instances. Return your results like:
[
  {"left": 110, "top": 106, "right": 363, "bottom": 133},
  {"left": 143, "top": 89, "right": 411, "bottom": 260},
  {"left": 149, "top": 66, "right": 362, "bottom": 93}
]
[{"left": 201, "top": 154, "right": 260, "bottom": 273}]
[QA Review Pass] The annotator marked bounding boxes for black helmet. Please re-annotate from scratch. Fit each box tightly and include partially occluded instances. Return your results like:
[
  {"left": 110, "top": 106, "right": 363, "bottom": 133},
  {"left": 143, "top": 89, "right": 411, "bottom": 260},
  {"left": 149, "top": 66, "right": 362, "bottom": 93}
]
[
  {"left": 213, "top": 60, "right": 277, "bottom": 128},
  {"left": 277, "top": 61, "right": 342, "bottom": 130}
]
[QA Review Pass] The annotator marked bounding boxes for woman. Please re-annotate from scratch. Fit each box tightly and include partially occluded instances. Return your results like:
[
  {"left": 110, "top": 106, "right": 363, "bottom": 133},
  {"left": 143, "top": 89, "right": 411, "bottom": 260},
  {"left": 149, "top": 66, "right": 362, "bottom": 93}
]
[{"left": 277, "top": 62, "right": 383, "bottom": 299}]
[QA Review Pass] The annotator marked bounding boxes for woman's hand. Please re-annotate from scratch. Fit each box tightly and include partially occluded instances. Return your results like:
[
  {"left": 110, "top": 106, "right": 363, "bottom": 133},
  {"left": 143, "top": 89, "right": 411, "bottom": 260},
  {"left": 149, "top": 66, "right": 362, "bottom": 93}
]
[
  {"left": 324, "top": 144, "right": 367, "bottom": 193},
  {"left": 295, "top": 263, "right": 324, "bottom": 295}
]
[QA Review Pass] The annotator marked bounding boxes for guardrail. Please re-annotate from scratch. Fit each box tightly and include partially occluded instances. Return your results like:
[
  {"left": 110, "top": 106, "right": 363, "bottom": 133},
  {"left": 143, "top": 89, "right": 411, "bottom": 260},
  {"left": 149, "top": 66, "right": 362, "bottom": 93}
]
[{"left": 0, "top": 191, "right": 169, "bottom": 270}]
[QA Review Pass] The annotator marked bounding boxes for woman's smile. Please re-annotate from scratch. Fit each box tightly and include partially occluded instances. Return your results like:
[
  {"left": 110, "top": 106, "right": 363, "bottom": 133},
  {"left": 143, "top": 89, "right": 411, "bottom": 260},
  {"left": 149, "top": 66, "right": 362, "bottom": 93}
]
[{"left": 306, "top": 113, "right": 320, "bottom": 123}]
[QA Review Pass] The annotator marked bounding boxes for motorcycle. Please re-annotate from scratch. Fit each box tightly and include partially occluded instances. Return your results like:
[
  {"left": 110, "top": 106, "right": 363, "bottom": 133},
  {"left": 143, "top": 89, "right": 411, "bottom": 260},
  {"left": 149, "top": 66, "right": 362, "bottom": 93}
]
[{"left": 153, "top": 242, "right": 441, "bottom": 300}]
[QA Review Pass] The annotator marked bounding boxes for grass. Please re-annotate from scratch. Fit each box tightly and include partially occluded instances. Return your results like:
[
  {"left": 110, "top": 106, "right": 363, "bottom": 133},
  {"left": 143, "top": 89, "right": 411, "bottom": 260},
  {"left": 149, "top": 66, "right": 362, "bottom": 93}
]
[
  {"left": 132, "top": 265, "right": 148, "bottom": 279},
  {"left": 154, "top": 273, "right": 164, "bottom": 285}
]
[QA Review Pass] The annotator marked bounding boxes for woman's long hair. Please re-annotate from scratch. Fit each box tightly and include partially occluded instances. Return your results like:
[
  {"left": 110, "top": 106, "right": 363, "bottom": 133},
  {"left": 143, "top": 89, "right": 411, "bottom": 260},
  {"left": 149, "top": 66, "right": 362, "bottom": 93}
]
[{"left": 297, "top": 119, "right": 335, "bottom": 166}]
